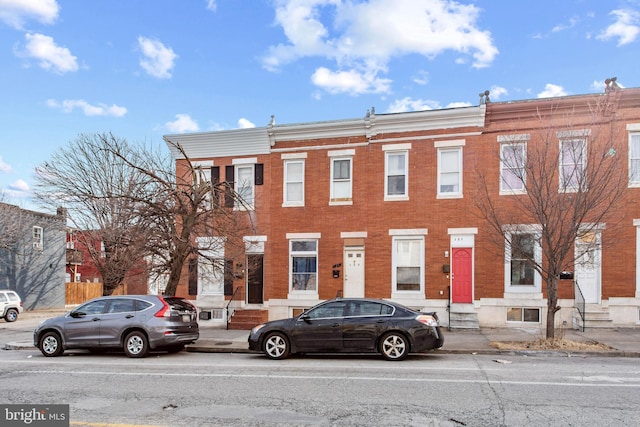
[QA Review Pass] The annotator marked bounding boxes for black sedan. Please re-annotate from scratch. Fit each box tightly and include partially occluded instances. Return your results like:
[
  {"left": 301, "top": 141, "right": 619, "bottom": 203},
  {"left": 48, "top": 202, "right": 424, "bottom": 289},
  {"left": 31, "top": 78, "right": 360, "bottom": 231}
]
[{"left": 248, "top": 298, "right": 444, "bottom": 361}]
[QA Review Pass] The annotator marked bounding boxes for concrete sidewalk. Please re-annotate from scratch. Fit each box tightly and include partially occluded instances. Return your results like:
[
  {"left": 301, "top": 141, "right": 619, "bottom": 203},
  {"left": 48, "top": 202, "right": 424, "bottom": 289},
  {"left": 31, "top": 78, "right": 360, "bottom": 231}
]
[{"left": 6, "top": 309, "right": 640, "bottom": 357}]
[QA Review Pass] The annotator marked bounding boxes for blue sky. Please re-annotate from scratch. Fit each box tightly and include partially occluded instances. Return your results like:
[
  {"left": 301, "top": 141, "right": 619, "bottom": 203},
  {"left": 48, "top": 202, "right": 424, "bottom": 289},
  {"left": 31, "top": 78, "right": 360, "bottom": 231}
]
[{"left": 1, "top": 0, "right": 639, "bottom": 207}]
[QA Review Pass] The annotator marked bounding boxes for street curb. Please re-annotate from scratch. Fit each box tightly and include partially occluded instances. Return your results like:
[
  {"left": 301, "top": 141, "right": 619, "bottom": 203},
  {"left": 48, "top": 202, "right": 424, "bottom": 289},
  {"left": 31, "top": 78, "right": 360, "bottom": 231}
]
[{"left": 7, "top": 341, "right": 640, "bottom": 358}]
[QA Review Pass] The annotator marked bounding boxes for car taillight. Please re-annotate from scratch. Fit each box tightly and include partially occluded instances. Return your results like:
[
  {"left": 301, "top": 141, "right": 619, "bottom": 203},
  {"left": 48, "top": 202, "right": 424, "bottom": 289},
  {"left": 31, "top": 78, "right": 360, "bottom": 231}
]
[
  {"left": 416, "top": 314, "right": 438, "bottom": 327},
  {"left": 154, "top": 298, "right": 171, "bottom": 318}
]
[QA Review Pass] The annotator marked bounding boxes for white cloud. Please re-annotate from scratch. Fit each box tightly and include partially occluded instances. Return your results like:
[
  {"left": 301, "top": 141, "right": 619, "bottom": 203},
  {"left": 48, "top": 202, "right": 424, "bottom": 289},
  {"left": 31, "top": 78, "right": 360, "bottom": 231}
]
[
  {"left": 263, "top": 0, "right": 498, "bottom": 95},
  {"left": 0, "top": 0, "right": 59, "bottom": 29},
  {"left": 166, "top": 114, "right": 199, "bottom": 133},
  {"left": 19, "top": 33, "right": 78, "bottom": 74},
  {"left": 537, "top": 83, "right": 568, "bottom": 98},
  {"left": 489, "top": 85, "right": 508, "bottom": 100},
  {"left": 138, "top": 36, "right": 178, "bottom": 79},
  {"left": 552, "top": 17, "right": 578, "bottom": 33},
  {"left": 238, "top": 118, "right": 255, "bottom": 129},
  {"left": 46, "top": 99, "right": 127, "bottom": 117},
  {"left": 206, "top": 0, "right": 217, "bottom": 12},
  {"left": 0, "top": 155, "right": 12, "bottom": 173},
  {"left": 412, "top": 70, "right": 429, "bottom": 86},
  {"left": 3, "top": 179, "right": 30, "bottom": 198},
  {"left": 311, "top": 67, "right": 391, "bottom": 95},
  {"left": 387, "top": 97, "right": 441, "bottom": 113},
  {"left": 597, "top": 9, "right": 640, "bottom": 46}
]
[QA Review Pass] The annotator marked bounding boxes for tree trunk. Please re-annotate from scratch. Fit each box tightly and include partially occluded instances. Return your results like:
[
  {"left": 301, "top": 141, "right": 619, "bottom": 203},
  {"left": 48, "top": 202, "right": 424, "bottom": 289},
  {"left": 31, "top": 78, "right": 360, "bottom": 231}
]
[{"left": 545, "top": 276, "right": 560, "bottom": 339}]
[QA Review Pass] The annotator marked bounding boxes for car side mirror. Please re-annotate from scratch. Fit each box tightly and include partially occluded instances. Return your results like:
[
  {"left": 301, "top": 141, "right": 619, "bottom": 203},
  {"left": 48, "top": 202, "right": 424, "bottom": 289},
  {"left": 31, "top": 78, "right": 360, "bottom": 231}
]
[
  {"left": 70, "top": 311, "right": 86, "bottom": 318},
  {"left": 300, "top": 314, "right": 311, "bottom": 323}
]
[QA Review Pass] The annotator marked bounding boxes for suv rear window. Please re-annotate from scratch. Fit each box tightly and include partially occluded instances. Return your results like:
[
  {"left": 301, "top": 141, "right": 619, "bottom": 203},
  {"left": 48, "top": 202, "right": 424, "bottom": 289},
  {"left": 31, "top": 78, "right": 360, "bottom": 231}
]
[{"left": 163, "top": 297, "right": 196, "bottom": 312}]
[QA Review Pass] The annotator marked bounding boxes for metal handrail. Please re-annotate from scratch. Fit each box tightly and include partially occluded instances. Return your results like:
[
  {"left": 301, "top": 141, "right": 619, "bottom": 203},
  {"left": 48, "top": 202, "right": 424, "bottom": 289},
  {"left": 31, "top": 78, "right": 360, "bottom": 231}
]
[
  {"left": 225, "top": 286, "right": 242, "bottom": 330},
  {"left": 574, "top": 280, "right": 585, "bottom": 332}
]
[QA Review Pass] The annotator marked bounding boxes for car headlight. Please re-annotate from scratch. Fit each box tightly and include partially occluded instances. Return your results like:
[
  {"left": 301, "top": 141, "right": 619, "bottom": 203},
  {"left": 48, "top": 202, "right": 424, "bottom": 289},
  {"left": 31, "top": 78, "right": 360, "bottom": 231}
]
[{"left": 416, "top": 315, "right": 439, "bottom": 327}]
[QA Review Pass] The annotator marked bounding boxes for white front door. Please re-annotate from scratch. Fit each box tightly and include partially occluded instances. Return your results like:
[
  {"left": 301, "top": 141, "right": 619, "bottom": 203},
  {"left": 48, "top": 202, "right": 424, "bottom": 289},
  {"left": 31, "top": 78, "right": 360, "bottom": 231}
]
[
  {"left": 574, "top": 233, "right": 601, "bottom": 304},
  {"left": 343, "top": 249, "right": 365, "bottom": 298}
]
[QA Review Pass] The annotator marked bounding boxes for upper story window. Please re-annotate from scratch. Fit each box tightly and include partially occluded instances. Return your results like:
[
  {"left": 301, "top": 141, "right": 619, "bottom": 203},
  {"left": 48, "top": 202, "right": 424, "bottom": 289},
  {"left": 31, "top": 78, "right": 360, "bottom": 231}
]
[
  {"left": 437, "top": 146, "right": 463, "bottom": 198},
  {"left": 628, "top": 124, "right": 640, "bottom": 187},
  {"left": 225, "top": 160, "right": 262, "bottom": 211},
  {"left": 558, "top": 130, "right": 589, "bottom": 192},
  {"left": 383, "top": 144, "right": 410, "bottom": 201},
  {"left": 499, "top": 134, "right": 528, "bottom": 194},
  {"left": 32, "top": 226, "right": 43, "bottom": 251},
  {"left": 329, "top": 149, "right": 354, "bottom": 205},
  {"left": 193, "top": 161, "right": 215, "bottom": 208},
  {"left": 283, "top": 157, "right": 305, "bottom": 207}
]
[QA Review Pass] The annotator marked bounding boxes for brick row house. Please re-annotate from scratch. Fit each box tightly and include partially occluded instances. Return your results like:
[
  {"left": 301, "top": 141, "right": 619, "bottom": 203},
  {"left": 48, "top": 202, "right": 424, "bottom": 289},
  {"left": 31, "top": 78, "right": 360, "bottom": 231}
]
[{"left": 164, "top": 87, "right": 640, "bottom": 329}]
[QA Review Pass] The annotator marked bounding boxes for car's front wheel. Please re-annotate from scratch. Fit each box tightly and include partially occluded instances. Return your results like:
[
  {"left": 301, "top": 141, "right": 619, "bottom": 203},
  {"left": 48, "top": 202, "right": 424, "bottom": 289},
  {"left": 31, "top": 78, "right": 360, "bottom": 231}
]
[
  {"left": 4, "top": 308, "right": 18, "bottom": 322},
  {"left": 263, "top": 332, "right": 290, "bottom": 360},
  {"left": 379, "top": 332, "right": 409, "bottom": 361},
  {"left": 39, "top": 331, "right": 64, "bottom": 357},
  {"left": 123, "top": 331, "right": 149, "bottom": 358}
]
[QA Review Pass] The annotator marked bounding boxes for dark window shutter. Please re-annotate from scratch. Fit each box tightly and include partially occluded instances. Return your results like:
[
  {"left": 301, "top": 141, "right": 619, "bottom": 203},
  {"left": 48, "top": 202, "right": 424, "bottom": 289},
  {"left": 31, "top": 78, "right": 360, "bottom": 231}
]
[
  {"left": 211, "top": 166, "right": 219, "bottom": 184},
  {"left": 224, "top": 259, "right": 234, "bottom": 295},
  {"left": 225, "top": 165, "right": 235, "bottom": 207},
  {"left": 188, "top": 258, "right": 198, "bottom": 296},
  {"left": 255, "top": 163, "right": 264, "bottom": 185}
]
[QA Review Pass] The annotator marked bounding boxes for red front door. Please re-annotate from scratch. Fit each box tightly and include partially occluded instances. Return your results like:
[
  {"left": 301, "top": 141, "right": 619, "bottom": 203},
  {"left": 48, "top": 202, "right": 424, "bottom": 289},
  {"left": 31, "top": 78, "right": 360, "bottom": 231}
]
[{"left": 451, "top": 248, "right": 473, "bottom": 303}]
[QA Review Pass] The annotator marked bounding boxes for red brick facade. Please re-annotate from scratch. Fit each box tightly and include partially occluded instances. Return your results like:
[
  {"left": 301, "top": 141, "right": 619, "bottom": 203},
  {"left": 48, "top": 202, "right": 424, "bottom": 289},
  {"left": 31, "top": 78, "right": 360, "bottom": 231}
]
[{"left": 166, "top": 88, "right": 640, "bottom": 328}]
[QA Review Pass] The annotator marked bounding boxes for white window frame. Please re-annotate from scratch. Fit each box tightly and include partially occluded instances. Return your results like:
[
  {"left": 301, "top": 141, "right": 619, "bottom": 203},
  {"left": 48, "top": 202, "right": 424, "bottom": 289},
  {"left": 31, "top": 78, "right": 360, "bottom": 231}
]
[
  {"left": 628, "top": 124, "right": 640, "bottom": 187},
  {"left": 390, "top": 229, "right": 426, "bottom": 297},
  {"left": 197, "top": 236, "right": 226, "bottom": 296},
  {"left": 435, "top": 140, "right": 464, "bottom": 198},
  {"left": 193, "top": 161, "right": 214, "bottom": 209},
  {"left": 384, "top": 147, "right": 409, "bottom": 201},
  {"left": 499, "top": 134, "right": 528, "bottom": 195},
  {"left": 329, "top": 149, "right": 354, "bottom": 205},
  {"left": 283, "top": 156, "right": 305, "bottom": 207},
  {"left": 506, "top": 307, "right": 541, "bottom": 323},
  {"left": 288, "top": 235, "right": 320, "bottom": 295},
  {"left": 503, "top": 226, "right": 542, "bottom": 293},
  {"left": 32, "top": 226, "right": 43, "bottom": 251},
  {"left": 234, "top": 163, "right": 255, "bottom": 210},
  {"left": 556, "top": 129, "right": 591, "bottom": 193}
]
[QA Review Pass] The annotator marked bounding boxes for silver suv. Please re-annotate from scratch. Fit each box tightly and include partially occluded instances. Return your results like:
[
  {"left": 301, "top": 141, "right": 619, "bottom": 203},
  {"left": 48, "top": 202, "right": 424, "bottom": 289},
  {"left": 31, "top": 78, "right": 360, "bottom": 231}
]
[
  {"left": 34, "top": 295, "right": 199, "bottom": 358},
  {"left": 0, "top": 290, "right": 23, "bottom": 322}
]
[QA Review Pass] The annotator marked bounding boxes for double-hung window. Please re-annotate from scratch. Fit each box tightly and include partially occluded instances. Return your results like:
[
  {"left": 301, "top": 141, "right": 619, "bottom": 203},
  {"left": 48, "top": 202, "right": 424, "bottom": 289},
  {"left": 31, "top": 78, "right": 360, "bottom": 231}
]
[
  {"left": 235, "top": 164, "right": 255, "bottom": 209},
  {"left": 499, "top": 135, "right": 528, "bottom": 194},
  {"left": 629, "top": 124, "right": 640, "bottom": 187},
  {"left": 383, "top": 144, "right": 410, "bottom": 200},
  {"left": 289, "top": 238, "right": 318, "bottom": 293},
  {"left": 557, "top": 130, "right": 589, "bottom": 192},
  {"left": 329, "top": 149, "right": 354, "bottom": 205},
  {"left": 283, "top": 154, "right": 305, "bottom": 207},
  {"left": 436, "top": 140, "right": 464, "bottom": 198},
  {"left": 504, "top": 226, "right": 541, "bottom": 292},
  {"left": 390, "top": 230, "right": 426, "bottom": 295},
  {"left": 32, "top": 226, "right": 43, "bottom": 251},
  {"left": 197, "top": 236, "right": 225, "bottom": 295}
]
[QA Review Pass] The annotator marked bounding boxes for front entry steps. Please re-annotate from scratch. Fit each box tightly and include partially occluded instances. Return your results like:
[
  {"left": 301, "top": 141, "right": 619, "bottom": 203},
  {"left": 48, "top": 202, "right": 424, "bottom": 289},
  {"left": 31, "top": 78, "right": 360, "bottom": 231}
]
[
  {"left": 448, "top": 303, "right": 479, "bottom": 330},
  {"left": 573, "top": 304, "right": 613, "bottom": 329},
  {"left": 228, "top": 309, "right": 268, "bottom": 330}
]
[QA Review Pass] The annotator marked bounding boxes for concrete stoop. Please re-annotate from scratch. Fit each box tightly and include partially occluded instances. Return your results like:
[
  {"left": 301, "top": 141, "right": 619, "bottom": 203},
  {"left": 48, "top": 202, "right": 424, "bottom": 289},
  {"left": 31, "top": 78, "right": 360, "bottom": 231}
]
[
  {"left": 448, "top": 304, "right": 480, "bottom": 330},
  {"left": 574, "top": 304, "right": 614, "bottom": 329}
]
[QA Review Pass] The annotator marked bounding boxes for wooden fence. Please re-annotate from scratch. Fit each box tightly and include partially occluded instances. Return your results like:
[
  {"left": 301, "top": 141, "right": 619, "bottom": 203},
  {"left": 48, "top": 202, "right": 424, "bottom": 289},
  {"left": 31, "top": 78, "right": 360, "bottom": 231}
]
[{"left": 65, "top": 282, "right": 128, "bottom": 305}]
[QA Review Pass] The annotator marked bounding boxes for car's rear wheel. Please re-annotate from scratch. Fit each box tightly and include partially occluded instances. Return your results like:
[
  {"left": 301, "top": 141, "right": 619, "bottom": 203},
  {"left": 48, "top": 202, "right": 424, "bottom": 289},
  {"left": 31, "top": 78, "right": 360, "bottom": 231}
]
[
  {"left": 4, "top": 308, "right": 18, "bottom": 322},
  {"left": 123, "top": 331, "right": 149, "bottom": 358},
  {"left": 39, "top": 331, "right": 64, "bottom": 357},
  {"left": 263, "top": 332, "right": 290, "bottom": 360},
  {"left": 379, "top": 332, "right": 409, "bottom": 361}
]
